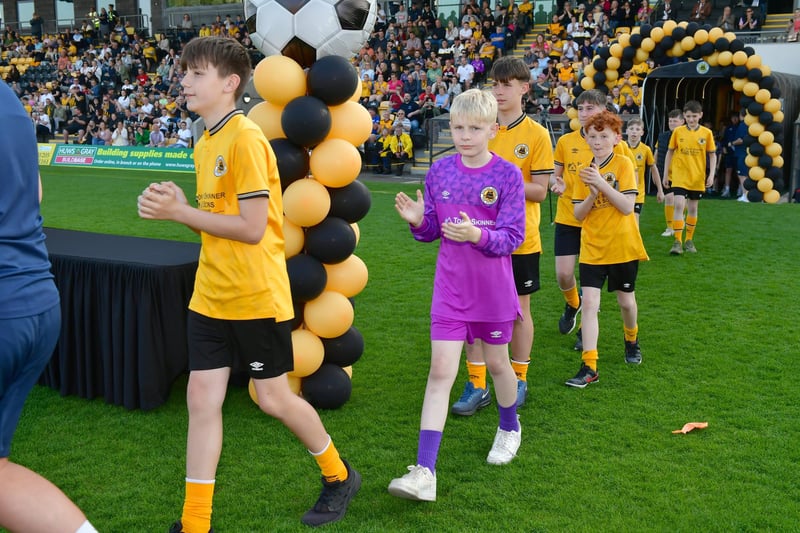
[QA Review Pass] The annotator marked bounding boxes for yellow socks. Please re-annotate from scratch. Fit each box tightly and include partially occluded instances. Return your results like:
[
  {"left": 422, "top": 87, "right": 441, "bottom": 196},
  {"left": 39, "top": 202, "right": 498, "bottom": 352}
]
[
  {"left": 686, "top": 215, "right": 697, "bottom": 241},
  {"left": 182, "top": 479, "right": 215, "bottom": 533},
  {"left": 511, "top": 360, "right": 529, "bottom": 382},
  {"left": 665, "top": 205, "right": 674, "bottom": 229},
  {"left": 311, "top": 436, "right": 348, "bottom": 483},
  {"left": 624, "top": 325, "right": 639, "bottom": 343},
  {"left": 582, "top": 350, "right": 598, "bottom": 371},
  {"left": 466, "top": 361, "right": 487, "bottom": 389},
  {"left": 561, "top": 284, "right": 581, "bottom": 309},
  {"left": 673, "top": 219, "right": 685, "bottom": 243}
]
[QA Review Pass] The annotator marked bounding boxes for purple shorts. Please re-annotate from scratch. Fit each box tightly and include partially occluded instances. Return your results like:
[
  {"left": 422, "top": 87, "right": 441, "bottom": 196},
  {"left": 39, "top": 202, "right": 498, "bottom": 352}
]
[{"left": 430, "top": 314, "right": 514, "bottom": 345}]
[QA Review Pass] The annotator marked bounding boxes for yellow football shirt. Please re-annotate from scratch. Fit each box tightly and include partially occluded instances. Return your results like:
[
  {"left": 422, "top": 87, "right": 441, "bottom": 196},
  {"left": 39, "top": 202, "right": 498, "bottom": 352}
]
[
  {"left": 668, "top": 124, "right": 716, "bottom": 192},
  {"left": 628, "top": 140, "right": 655, "bottom": 203},
  {"left": 189, "top": 111, "right": 293, "bottom": 322}
]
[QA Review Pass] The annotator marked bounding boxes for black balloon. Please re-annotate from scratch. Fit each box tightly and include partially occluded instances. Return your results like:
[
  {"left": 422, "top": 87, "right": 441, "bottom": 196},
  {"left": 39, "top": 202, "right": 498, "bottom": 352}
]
[
  {"left": 733, "top": 65, "right": 748, "bottom": 79},
  {"left": 765, "top": 167, "right": 783, "bottom": 180},
  {"left": 572, "top": 84, "right": 584, "bottom": 98},
  {"left": 305, "top": 217, "right": 357, "bottom": 264},
  {"left": 661, "top": 36, "right": 674, "bottom": 49},
  {"left": 747, "top": 101, "right": 763, "bottom": 115},
  {"left": 748, "top": 143, "right": 765, "bottom": 156},
  {"left": 744, "top": 46, "right": 756, "bottom": 55},
  {"left": 629, "top": 33, "right": 643, "bottom": 47},
  {"left": 730, "top": 39, "right": 745, "bottom": 52},
  {"left": 714, "top": 37, "right": 730, "bottom": 51},
  {"left": 746, "top": 68, "right": 762, "bottom": 82},
  {"left": 760, "top": 75, "right": 775, "bottom": 89},
  {"left": 291, "top": 300, "right": 305, "bottom": 330},
  {"left": 593, "top": 57, "right": 607, "bottom": 72},
  {"left": 593, "top": 71, "right": 607, "bottom": 85},
  {"left": 281, "top": 96, "right": 332, "bottom": 148},
  {"left": 759, "top": 111, "right": 773, "bottom": 125},
  {"left": 328, "top": 180, "right": 372, "bottom": 223},
  {"left": 685, "top": 22, "right": 700, "bottom": 35},
  {"left": 671, "top": 27, "right": 686, "bottom": 41},
  {"left": 270, "top": 138, "right": 310, "bottom": 190},
  {"left": 287, "top": 254, "right": 327, "bottom": 302},
  {"left": 770, "top": 87, "right": 781, "bottom": 98},
  {"left": 307, "top": 55, "right": 360, "bottom": 107},
  {"left": 321, "top": 327, "right": 364, "bottom": 367},
  {"left": 597, "top": 46, "right": 611, "bottom": 59},
  {"left": 740, "top": 95, "right": 754, "bottom": 108},
  {"left": 302, "top": 364, "right": 352, "bottom": 409},
  {"left": 622, "top": 46, "right": 636, "bottom": 60},
  {"left": 767, "top": 122, "right": 783, "bottom": 135},
  {"left": 747, "top": 189, "right": 764, "bottom": 202},
  {"left": 639, "top": 24, "right": 652, "bottom": 37},
  {"left": 699, "top": 42, "right": 715, "bottom": 56},
  {"left": 743, "top": 177, "right": 757, "bottom": 190},
  {"left": 758, "top": 155, "right": 773, "bottom": 169},
  {"left": 742, "top": 134, "right": 757, "bottom": 146}
]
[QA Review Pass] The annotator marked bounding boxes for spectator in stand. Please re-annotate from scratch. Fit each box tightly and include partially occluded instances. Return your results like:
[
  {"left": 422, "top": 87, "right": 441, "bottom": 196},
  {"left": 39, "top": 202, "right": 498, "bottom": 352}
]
[
  {"left": 179, "top": 14, "right": 194, "bottom": 42},
  {"left": 789, "top": 8, "right": 800, "bottom": 42},
  {"left": 111, "top": 121, "right": 128, "bottom": 145},
  {"left": 29, "top": 12, "right": 44, "bottom": 40},
  {"left": 619, "top": 1, "right": 637, "bottom": 29},
  {"left": 148, "top": 121, "right": 165, "bottom": 146},
  {"left": 619, "top": 94, "right": 639, "bottom": 115},
  {"left": 717, "top": 5, "right": 736, "bottom": 32},
  {"left": 690, "top": 0, "right": 712, "bottom": 22},
  {"left": 636, "top": 0, "right": 652, "bottom": 25},
  {"left": 549, "top": 96, "right": 566, "bottom": 114},
  {"left": 738, "top": 8, "right": 761, "bottom": 31}
]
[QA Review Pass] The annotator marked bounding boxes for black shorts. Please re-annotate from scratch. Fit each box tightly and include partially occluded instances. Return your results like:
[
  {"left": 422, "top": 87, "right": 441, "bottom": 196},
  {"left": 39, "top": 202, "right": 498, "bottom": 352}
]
[
  {"left": 554, "top": 223, "right": 581, "bottom": 257},
  {"left": 579, "top": 261, "right": 639, "bottom": 292},
  {"left": 634, "top": 202, "right": 643, "bottom": 214},
  {"left": 671, "top": 187, "right": 703, "bottom": 200},
  {"left": 663, "top": 183, "right": 672, "bottom": 194},
  {"left": 187, "top": 310, "right": 294, "bottom": 379},
  {"left": 512, "top": 252, "right": 540, "bottom": 295}
]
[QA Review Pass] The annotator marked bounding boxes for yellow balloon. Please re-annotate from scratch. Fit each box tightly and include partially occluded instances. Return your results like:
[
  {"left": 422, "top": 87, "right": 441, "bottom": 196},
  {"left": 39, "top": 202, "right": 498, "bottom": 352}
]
[
  {"left": 617, "top": 33, "right": 631, "bottom": 48},
  {"left": 764, "top": 98, "right": 781, "bottom": 113},
  {"left": 732, "top": 78, "right": 747, "bottom": 93},
  {"left": 635, "top": 48, "right": 650, "bottom": 64},
  {"left": 760, "top": 64, "right": 771, "bottom": 77},
  {"left": 605, "top": 69, "right": 619, "bottom": 82},
  {"left": 708, "top": 27, "right": 724, "bottom": 42},
  {"left": 310, "top": 139, "right": 361, "bottom": 188},
  {"left": 342, "top": 366, "right": 353, "bottom": 378},
  {"left": 764, "top": 143, "right": 782, "bottom": 157},
  {"left": 348, "top": 78, "right": 362, "bottom": 102},
  {"left": 640, "top": 37, "right": 656, "bottom": 52},
  {"left": 749, "top": 166, "right": 764, "bottom": 180},
  {"left": 283, "top": 219, "right": 305, "bottom": 258},
  {"left": 350, "top": 223, "right": 360, "bottom": 245},
  {"left": 745, "top": 154, "right": 758, "bottom": 167},
  {"left": 650, "top": 27, "right": 665, "bottom": 42},
  {"left": 732, "top": 51, "right": 748, "bottom": 66},
  {"left": 764, "top": 189, "right": 780, "bottom": 203},
  {"left": 694, "top": 29, "right": 709, "bottom": 45},
  {"left": 773, "top": 155, "right": 784, "bottom": 168},
  {"left": 747, "top": 121, "right": 764, "bottom": 137},
  {"left": 757, "top": 177, "right": 773, "bottom": 192},
  {"left": 743, "top": 111, "right": 757, "bottom": 126},
  {"left": 680, "top": 36, "right": 696, "bottom": 51},
  {"left": 570, "top": 118, "right": 581, "bottom": 131},
  {"left": 773, "top": 110, "right": 784, "bottom": 123},
  {"left": 567, "top": 106, "right": 578, "bottom": 119},
  {"left": 327, "top": 101, "right": 373, "bottom": 146},
  {"left": 247, "top": 101, "right": 285, "bottom": 140},
  {"left": 610, "top": 43, "right": 623, "bottom": 58},
  {"left": 583, "top": 64, "right": 596, "bottom": 78},
  {"left": 670, "top": 42, "right": 685, "bottom": 57},
  {"left": 717, "top": 51, "right": 733, "bottom": 67},
  {"left": 678, "top": 20, "right": 689, "bottom": 28},
  {"left": 606, "top": 56, "right": 621, "bottom": 71},
  {"left": 581, "top": 76, "right": 595, "bottom": 90},
  {"left": 724, "top": 32, "right": 737, "bottom": 42},
  {"left": 304, "top": 291, "right": 354, "bottom": 338},
  {"left": 323, "top": 254, "right": 368, "bottom": 297},
  {"left": 288, "top": 329, "right": 325, "bottom": 378},
  {"left": 754, "top": 89, "right": 771, "bottom": 105},
  {"left": 742, "top": 82, "right": 759, "bottom": 97},
  {"left": 745, "top": 54, "right": 762, "bottom": 70},
  {"left": 253, "top": 55, "right": 306, "bottom": 106},
  {"left": 283, "top": 178, "right": 331, "bottom": 227},
  {"left": 663, "top": 20, "right": 677, "bottom": 35},
  {"left": 758, "top": 131, "right": 774, "bottom": 146},
  {"left": 287, "top": 375, "right": 302, "bottom": 395},
  {"left": 705, "top": 51, "right": 720, "bottom": 67}
]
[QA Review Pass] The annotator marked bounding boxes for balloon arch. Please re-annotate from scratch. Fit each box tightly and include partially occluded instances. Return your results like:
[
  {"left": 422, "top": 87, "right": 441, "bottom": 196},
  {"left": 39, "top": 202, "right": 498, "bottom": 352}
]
[{"left": 571, "top": 20, "right": 785, "bottom": 203}]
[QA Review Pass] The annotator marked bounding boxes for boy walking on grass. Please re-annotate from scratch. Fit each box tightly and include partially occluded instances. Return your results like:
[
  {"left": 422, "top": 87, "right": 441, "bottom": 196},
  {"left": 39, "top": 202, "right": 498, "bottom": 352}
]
[
  {"left": 137, "top": 37, "right": 359, "bottom": 532},
  {"left": 390, "top": 89, "right": 525, "bottom": 502},
  {"left": 625, "top": 117, "right": 662, "bottom": 227},
  {"left": 567, "top": 111, "right": 648, "bottom": 388},
  {"left": 654, "top": 109, "right": 684, "bottom": 237},
  {"left": 451, "top": 56, "right": 554, "bottom": 416},
  {"left": 664, "top": 100, "right": 716, "bottom": 255}
]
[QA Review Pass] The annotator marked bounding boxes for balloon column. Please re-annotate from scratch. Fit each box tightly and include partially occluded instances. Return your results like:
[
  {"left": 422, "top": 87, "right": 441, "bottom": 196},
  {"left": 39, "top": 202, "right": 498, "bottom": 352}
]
[
  {"left": 246, "top": 54, "right": 373, "bottom": 409},
  {"left": 572, "top": 21, "right": 785, "bottom": 203}
]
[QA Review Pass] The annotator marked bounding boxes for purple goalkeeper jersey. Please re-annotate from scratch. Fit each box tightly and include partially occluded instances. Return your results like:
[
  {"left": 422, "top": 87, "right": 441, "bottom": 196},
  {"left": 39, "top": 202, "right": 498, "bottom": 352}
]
[{"left": 411, "top": 152, "right": 525, "bottom": 322}]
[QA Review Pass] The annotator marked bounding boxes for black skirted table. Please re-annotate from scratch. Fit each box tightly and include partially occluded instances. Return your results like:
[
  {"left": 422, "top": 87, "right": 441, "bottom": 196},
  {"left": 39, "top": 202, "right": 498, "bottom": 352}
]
[{"left": 40, "top": 228, "right": 200, "bottom": 410}]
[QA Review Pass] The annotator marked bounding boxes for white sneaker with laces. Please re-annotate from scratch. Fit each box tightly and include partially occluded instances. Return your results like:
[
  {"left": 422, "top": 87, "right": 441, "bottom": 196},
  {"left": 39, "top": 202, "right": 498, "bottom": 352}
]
[
  {"left": 738, "top": 194, "right": 749, "bottom": 202},
  {"left": 388, "top": 465, "right": 437, "bottom": 501},
  {"left": 486, "top": 422, "right": 522, "bottom": 465},
  {"left": 660, "top": 228, "right": 674, "bottom": 237}
]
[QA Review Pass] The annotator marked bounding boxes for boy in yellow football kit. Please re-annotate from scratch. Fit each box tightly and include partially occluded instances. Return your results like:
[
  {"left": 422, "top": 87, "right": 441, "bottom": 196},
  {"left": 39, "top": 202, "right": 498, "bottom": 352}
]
[
  {"left": 550, "top": 90, "right": 635, "bottom": 349},
  {"left": 626, "top": 117, "right": 662, "bottom": 226},
  {"left": 137, "top": 37, "right": 359, "bottom": 532},
  {"left": 664, "top": 100, "right": 716, "bottom": 255},
  {"left": 566, "top": 111, "right": 648, "bottom": 388},
  {"left": 451, "top": 57, "right": 554, "bottom": 415}
]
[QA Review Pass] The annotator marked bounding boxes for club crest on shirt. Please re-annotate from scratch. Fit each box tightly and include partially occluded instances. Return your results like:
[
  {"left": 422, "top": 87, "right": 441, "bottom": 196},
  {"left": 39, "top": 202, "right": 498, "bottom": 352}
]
[
  {"left": 698, "top": 138, "right": 706, "bottom": 146},
  {"left": 480, "top": 186, "right": 499, "bottom": 206},
  {"left": 214, "top": 155, "right": 227, "bottom": 178},
  {"left": 603, "top": 172, "right": 619, "bottom": 190},
  {"left": 514, "top": 143, "right": 529, "bottom": 159}
]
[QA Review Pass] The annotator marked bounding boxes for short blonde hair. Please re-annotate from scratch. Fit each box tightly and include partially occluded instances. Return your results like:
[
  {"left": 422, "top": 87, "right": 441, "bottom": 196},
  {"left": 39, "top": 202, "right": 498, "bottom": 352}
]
[{"left": 449, "top": 88, "right": 497, "bottom": 125}]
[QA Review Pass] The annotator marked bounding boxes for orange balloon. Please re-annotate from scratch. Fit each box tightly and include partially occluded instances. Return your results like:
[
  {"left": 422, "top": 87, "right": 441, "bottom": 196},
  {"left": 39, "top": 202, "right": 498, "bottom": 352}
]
[
  {"left": 567, "top": 106, "right": 578, "bottom": 119},
  {"left": 663, "top": 20, "right": 678, "bottom": 35},
  {"left": 732, "top": 78, "right": 747, "bottom": 93},
  {"left": 764, "top": 143, "right": 782, "bottom": 157},
  {"left": 310, "top": 139, "right": 362, "bottom": 188},
  {"left": 326, "top": 101, "right": 373, "bottom": 146},
  {"left": 253, "top": 55, "right": 307, "bottom": 106},
  {"left": 773, "top": 155, "right": 784, "bottom": 168},
  {"left": 617, "top": 33, "right": 631, "bottom": 48},
  {"left": 670, "top": 42, "right": 684, "bottom": 57},
  {"left": 351, "top": 222, "right": 360, "bottom": 245},
  {"left": 288, "top": 329, "right": 325, "bottom": 378},
  {"left": 705, "top": 51, "right": 720, "bottom": 67},
  {"left": 755, "top": 88, "right": 771, "bottom": 104},
  {"left": 581, "top": 76, "right": 595, "bottom": 90},
  {"left": 324, "top": 254, "right": 368, "bottom": 297},
  {"left": 570, "top": 118, "right": 581, "bottom": 131},
  {"left": 694, "top": 29, "right": 709, "bottom": 45},
  {"left": 342, "top": 366, "right": 353, "bottom": 378},
  {"left": 680, "top": 36, "right": 696, "bottom": 51},
  {"left": 745, "top": 154, "right": 758, "bottom": 168},
  {"left": 745, "top": 54, "right": 762, "bottom": 70},
  {"left": 747, "top": 121, "right": 764, "bottom": 137},
  {"left": 650, "top": 26, "right": 665, "bottom": 42},
  {"left": 283, "top": 219, "right": 304, "bottom": 258},
  {"left": 732, "top": 51, "right": 748, "bottom": 66},
  {"left": 758, "top": 131, "right": 774, "bottom": 146},
  {"left": 717, "top": 51, "right": 733, "bottom": 67},
  {"left": 742, "top": 81, "right": 759, "bottom": 97},
  {"left": 708, "top": 27, "right": 724, "bottom": 42},
  {"left": 282, "top": 178, "right": 331, "bottom": 227},
  {"left": 604, "top": 69, "right": 619, "bottom": 82},
  {"left": 640, "top": 37, "right": 655, "bottom": 52},
  {"left": 606, "top": 56, "right": 621, "bottom": 71},
  {"left": 610, "top": 43, "right": 623, "bottom": 58},
  {"left": 583, "top": 64, "right": 596, "bottom": 78},
  {"left": 304, "top": 291, "right": 354, "bottom": 338},
  {"left": 764, "top": 189, "right": 780, "bottom": 203},
  {"left": 773, "top": 110, "right": 784, "bottom": 123},
  {"left": 757, "top": 177, "right": 773, "bottom": 192},
  {"left": 247, "top": 101, "right": 285, "bottom": 140},
  {"left": 764, "top": 98, "right": 781, "bottom": 113},
  {"left": 349, "top": 78, "right": 362, "bottom": 102},
  {"left": 724, "top": 31, "right": 737, "bottom": 42},
  {"left": 748, "top": 166, "right": 764, "bottom": 181}
]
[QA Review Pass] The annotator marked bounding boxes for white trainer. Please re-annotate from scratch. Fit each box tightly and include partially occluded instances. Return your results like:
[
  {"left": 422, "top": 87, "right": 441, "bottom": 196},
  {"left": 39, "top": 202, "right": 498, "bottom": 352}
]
[
  {"left": 486, "top": 423, "right": 522, "bottom": 465},
  {"left": 660, "top": 228, "right": 674, "bottom": 237},
  {"left": 388, "top": 465, "right": 437, "bottom": 501}
]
